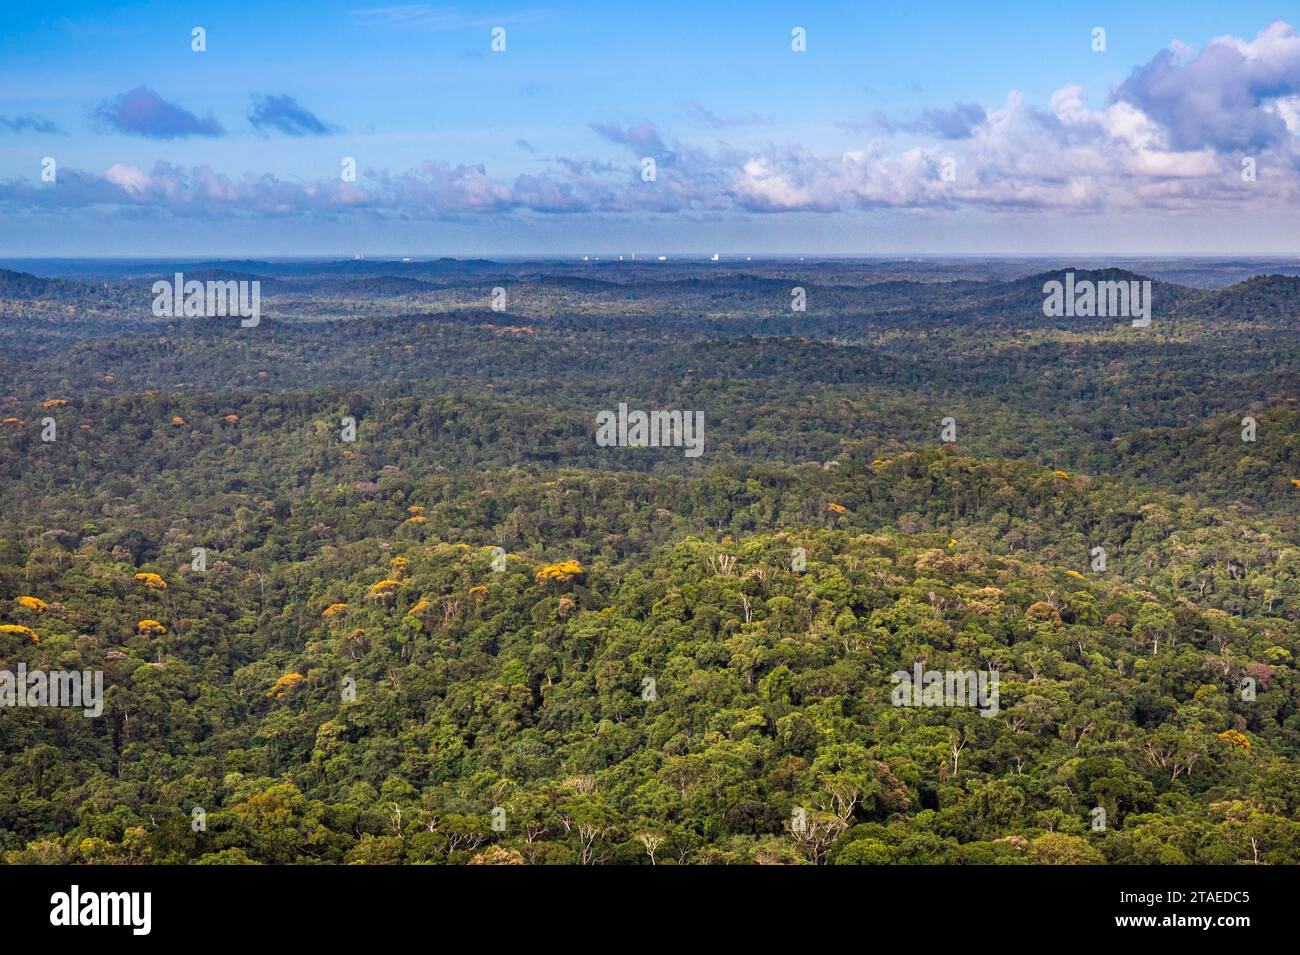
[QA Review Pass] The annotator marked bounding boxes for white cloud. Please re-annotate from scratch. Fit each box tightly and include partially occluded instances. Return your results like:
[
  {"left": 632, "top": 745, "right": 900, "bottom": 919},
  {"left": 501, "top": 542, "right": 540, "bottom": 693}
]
[{"left": 7, "top": 23, "right": 1300, "bottom": 223}]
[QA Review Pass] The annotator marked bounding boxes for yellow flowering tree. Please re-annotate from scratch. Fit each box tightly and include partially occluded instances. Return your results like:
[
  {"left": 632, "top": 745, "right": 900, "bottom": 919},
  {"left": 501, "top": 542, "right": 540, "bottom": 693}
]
[
  {"left": 267, "top": 673, "right": 305, "bottom": 699},
  {"left": 0, "top": 624, "right": 39, "bottom": 643},
  {"left": 1218, "top": 729, "right": 1251, "bottom": 751},
  {"left": 535, "top": 560, "right": 584, "bottom": 584},
  {"left": 366, "top": 579, "right": 401, "bottom": 601}
]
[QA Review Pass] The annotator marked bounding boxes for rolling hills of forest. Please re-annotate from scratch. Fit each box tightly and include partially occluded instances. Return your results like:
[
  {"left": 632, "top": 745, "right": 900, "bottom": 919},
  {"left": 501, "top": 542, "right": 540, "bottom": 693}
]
[{"left": 1, "top": 259, "right": 1297, "bottom": 865}]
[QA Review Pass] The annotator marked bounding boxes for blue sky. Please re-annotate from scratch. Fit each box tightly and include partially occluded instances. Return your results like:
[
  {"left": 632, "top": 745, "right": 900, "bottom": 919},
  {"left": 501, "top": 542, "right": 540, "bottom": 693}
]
[{"left": 2, "top": 1, "right": 1299, "bottom": 255}]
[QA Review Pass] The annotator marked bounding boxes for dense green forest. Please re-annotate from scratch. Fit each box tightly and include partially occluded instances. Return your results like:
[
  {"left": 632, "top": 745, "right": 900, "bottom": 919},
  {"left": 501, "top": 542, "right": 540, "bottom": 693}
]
[{"left": 1, "top": 261, "right": 1297, "bottom": 864}]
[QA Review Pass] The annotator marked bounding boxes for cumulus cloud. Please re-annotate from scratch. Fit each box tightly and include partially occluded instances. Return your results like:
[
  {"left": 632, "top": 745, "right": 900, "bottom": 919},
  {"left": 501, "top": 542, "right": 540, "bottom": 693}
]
[
  {"left": 916, "top": 102, "right": 987, "bottom": 139},
  {"left": 2, "top": 160, "right": 367, "bottom": 214},
  {"left": 248, "top": 94, "right": 340, "bottom": 136},
  {"left": 0, "top": 114, "right": 63, "bottom": 134},
  {"left": 92, "top": 86, "right": 224, "bottom": 139},
  {"left": 867, "top": 102, "right": 989, "bottom": 139},
  {"left": 12, "top": 23, "right": 1300, "bottom": 223},
  {"left": 1114, "top": 20, "right": 1300, "bottom": 151},
  {"left": 591, "top": 121, "right": 675, "bottom": 161},
  {"left": 730, "top": 76, "right": 1288, "bottom": 215}
]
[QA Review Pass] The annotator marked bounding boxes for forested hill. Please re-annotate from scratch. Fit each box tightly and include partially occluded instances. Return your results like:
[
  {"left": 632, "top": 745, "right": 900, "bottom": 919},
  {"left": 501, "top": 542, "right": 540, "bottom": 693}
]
[
  {"left": 3, "top": 262, "right": 1297, "bottom": 329},
  {"left": 0, "top": 259, "right": 1296, "bottom": 864}
]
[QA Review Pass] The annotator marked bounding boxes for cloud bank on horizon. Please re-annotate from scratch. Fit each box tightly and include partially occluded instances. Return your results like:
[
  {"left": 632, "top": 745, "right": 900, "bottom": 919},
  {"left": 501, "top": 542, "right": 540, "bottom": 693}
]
[{"left": 3, "top": 7, "right": 1300, "bottom": 253}]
